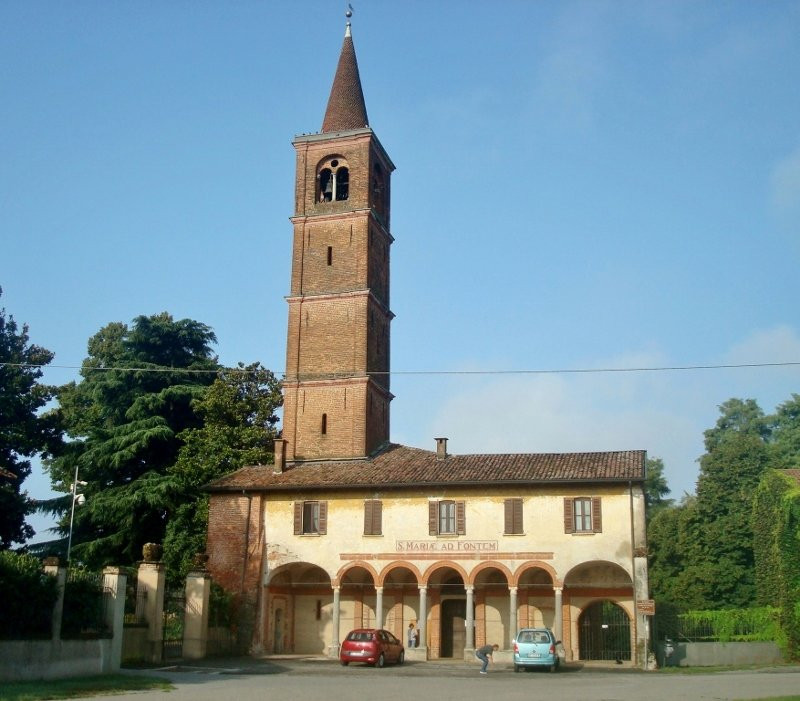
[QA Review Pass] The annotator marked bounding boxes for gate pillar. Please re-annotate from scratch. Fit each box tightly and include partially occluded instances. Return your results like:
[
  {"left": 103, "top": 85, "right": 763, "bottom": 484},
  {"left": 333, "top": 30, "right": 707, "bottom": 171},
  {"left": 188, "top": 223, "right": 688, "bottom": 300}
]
[
  {"left": 137, "top": 560, "right": 166, "bottom": 663},
  {"left": 184, "top": 570, "right": 211, "bottom": 659}
]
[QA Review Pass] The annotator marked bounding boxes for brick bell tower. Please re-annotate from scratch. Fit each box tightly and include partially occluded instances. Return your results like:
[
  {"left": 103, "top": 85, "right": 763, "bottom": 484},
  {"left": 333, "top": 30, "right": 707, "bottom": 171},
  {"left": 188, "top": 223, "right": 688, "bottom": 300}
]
[{"left": 282, "top": 17, "right": 395, "bottom": 463}]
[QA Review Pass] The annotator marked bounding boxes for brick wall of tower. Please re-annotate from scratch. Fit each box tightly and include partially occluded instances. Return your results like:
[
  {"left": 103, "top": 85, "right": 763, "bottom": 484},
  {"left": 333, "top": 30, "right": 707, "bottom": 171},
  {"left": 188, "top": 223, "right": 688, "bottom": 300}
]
[
  {"left": 206, "top": 492, "right": 264, "bottom": 600},
  {"left": 285, "top": 128, "right": 394, "bottom": 462}
]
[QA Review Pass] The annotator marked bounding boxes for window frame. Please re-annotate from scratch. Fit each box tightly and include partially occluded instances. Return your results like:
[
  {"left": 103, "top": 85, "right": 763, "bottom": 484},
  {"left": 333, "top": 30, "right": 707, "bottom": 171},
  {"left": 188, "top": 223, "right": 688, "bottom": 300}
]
[
  {"left": 294, "top": 500, "right": 328, "bottom": 535},
  {"left": 429, "top": 500, "right": 466, "bottom": 536},
  {"left": 563, "top": 496, "right": 602, "bottom": 534}
]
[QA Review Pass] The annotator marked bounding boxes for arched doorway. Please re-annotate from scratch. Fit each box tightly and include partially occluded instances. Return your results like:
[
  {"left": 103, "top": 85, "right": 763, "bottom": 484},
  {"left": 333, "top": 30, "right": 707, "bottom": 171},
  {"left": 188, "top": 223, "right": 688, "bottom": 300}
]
[
  {"left": 427, "top": 566, "right": 467, "bottom": 659},
  {"left": 266, "top": 562, "right": 332, "bottom": 655},
  {"left": 578, "top": 600, "right": 631, "bottom": 661}
]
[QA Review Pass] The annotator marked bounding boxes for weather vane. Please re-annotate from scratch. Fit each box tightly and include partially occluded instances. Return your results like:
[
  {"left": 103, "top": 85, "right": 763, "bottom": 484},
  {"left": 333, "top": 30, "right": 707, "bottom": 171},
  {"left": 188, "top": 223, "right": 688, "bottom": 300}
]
[{"left": 346, "top": 3, "right": 353, "bottom": 20}]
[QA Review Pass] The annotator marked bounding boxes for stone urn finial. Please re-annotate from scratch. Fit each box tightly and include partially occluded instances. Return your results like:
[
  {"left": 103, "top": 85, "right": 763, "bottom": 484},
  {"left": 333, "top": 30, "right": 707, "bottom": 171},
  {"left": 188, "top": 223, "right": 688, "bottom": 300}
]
[
  {"left": 192, "top": 552, "right": 209, "bottom": 570},
  {"left": 142, "top": 542, "right": 163, "bottom": 562}
]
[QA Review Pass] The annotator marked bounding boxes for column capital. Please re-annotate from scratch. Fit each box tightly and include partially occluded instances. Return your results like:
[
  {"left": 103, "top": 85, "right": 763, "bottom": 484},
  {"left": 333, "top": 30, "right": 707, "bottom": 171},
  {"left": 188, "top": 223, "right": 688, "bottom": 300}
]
[
  {"left": 465, "top": 585, "right": 475, "bottom": 594},
  {"left": 508, "top": 586, "right": 518, "bottom": 594}
]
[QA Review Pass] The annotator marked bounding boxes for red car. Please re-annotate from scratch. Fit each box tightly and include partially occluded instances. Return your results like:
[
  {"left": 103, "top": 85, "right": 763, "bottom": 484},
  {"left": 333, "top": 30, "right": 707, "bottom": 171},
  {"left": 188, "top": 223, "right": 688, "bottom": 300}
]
[{"left": 339, "top": 628, "right": 405, "bottom": 667}]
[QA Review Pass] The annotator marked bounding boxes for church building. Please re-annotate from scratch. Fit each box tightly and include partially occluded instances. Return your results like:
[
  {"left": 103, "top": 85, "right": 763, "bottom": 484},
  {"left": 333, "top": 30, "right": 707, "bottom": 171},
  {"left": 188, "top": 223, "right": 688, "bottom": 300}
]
[{"left": 206, "top": 16, "right": 651, "bottom": 667}]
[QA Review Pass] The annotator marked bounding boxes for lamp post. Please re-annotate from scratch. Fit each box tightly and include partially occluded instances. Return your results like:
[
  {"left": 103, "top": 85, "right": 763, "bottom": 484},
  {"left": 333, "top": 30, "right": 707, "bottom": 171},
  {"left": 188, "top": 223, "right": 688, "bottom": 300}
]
[{"left": 66, "top": 465, "right": 87, "bottom": 564}]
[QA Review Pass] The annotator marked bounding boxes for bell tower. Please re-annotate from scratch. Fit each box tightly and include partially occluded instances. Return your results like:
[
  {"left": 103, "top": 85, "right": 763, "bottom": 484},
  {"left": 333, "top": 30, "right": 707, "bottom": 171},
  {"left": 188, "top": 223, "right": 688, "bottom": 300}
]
[{"left": 282, "top": 18, "right": 395, "bottom": 463}]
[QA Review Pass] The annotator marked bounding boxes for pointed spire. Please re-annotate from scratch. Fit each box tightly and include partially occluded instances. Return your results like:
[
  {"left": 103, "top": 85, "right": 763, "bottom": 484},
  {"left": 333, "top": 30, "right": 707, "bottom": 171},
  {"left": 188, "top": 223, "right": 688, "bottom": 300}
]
[{"left": 321, "top": 17, "right": 369, "bottom": 133}]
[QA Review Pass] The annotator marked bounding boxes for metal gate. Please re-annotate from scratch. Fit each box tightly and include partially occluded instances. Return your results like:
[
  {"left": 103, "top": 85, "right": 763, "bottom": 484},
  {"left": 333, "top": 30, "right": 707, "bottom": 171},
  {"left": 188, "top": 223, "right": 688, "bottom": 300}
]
[
  {"left": 578, "top": 600, "right": 631, "bottom": 661},
  {"left": 162, "top": 588, "right": 185, "bottom": 660}
]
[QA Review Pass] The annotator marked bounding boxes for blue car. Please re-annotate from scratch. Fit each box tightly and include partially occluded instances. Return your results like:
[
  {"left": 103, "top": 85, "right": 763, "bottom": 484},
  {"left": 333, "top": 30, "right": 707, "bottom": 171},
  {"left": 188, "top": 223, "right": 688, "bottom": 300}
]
[{"left": 513, "top": 628, "right": 560, "bottom": 672}]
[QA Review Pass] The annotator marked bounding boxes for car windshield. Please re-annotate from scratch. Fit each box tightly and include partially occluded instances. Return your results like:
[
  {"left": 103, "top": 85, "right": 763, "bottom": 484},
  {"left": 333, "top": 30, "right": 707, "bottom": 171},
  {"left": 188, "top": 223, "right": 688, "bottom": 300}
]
[{"left": 347, "top": 631, "right": 374, "bottom": 642}]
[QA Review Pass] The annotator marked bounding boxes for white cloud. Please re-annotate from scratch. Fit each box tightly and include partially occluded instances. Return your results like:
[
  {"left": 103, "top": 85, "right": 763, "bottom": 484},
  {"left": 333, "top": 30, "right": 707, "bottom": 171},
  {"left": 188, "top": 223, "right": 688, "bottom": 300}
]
[{"left": 402, "top": 331, "right": 800, "bottom": 500}]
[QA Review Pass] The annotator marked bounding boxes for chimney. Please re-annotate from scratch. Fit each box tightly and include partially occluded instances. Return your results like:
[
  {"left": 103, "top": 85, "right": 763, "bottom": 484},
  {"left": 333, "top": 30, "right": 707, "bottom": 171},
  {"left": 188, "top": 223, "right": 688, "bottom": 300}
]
[
  {"left": 435, "top": 437, "right": 448, "bottom": 460},
  {"left": 273, "top": 439, "right": 287, "bottom": 473}
]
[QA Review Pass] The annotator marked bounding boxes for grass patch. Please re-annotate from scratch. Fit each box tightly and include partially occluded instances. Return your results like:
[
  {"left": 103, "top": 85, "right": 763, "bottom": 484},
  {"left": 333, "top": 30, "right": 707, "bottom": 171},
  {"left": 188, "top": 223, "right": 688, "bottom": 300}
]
[{"left": 0, "top": 674, "right": 172, "bottom": 701}]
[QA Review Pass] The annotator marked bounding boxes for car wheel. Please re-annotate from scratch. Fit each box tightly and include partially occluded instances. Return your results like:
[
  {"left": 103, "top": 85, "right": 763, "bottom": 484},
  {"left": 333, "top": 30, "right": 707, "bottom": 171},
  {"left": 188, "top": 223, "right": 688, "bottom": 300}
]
[
  {"left": 376, "top": 653, "right": 385, "bottom": 668},
  {"left": 398, "top": 651, "right": 404, "bottom": 665},
  {"left": 340, "top": 661, "right": 349, "bottom": 666}
]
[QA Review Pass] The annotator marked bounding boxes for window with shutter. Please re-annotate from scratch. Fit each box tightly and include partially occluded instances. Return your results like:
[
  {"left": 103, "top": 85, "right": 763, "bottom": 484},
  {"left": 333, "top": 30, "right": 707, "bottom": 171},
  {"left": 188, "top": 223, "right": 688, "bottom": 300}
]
[
  {"left": 296, "top": 501, "right": 327, "bottom": 535},
  {"left": 429, "top": 501, "right": 437, "bottom": 535},
  {"left": 564, "top": 497, "right": 602, "bottom": 533},
  {"left": 364, "top": 499, "right": 382, "bottom": 535},
  {"left": 504, "top": 498, "right": 523, "bottom": 534}
]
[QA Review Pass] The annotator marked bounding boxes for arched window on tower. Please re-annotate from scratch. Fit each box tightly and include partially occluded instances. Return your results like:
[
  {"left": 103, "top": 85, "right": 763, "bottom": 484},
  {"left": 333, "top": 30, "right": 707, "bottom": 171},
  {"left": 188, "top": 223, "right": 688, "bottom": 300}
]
[{"left": 317, "top": 158, "right": 349, "bottom": 203}]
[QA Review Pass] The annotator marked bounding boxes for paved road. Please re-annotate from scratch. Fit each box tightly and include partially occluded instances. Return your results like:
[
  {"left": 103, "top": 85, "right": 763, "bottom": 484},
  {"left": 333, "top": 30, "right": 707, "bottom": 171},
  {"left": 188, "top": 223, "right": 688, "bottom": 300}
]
[{"left": 107, "top": 658, "right": 800, "bottom": 701}]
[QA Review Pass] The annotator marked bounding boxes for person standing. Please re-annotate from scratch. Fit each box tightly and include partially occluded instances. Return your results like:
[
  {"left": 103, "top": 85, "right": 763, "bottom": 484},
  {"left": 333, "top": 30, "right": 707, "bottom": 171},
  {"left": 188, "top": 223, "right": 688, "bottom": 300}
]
[
  {"left": 408, "top": 622, "right": 416, "bottom": 648},
  {"left": 475, "top": 643, "right": 499, "bottom": 674}
]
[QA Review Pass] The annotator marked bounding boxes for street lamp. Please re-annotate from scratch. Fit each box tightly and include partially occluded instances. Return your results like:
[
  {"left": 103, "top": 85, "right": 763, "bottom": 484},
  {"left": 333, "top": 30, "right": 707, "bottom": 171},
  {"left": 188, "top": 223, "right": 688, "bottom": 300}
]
[{"left": 66, "top": 465, "right": 87, "bottom": 564}]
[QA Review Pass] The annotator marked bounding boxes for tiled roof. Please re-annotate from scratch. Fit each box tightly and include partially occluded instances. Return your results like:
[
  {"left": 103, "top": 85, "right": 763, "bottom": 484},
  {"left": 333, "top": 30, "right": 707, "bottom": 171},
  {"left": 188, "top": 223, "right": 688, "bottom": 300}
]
[
  {"left": 206, "top": 443, "right": 646, "bottom": 493},
  {"left": 321, "top": 29, "right": 369, "bottom": 133}
]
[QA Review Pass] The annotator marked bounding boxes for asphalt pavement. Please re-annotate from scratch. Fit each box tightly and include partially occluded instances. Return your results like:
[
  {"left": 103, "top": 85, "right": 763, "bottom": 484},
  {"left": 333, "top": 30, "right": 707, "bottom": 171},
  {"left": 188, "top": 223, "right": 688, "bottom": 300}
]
[{"left": 105, "top": 656, "right": 800, "bottom": 701}]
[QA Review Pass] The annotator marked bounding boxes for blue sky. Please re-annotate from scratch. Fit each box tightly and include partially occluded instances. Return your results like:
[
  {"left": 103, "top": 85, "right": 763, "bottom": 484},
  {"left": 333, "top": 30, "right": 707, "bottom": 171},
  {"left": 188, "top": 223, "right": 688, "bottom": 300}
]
[{"left": 2, "top": 1, "right": 799, "bottom": 543}]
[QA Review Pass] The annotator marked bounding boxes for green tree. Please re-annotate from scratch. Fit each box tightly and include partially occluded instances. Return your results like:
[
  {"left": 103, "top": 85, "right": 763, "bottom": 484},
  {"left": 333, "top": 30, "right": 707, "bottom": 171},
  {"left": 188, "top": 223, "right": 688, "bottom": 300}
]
[
  {"left": 644, "top": 456, "right": 673, "bottom": 518},
  {"left": 44, "top": 312, "right": 218, "bottom": 566},
  {"left": 683, "top": 399, "right": 772, "bottom": 608},
  {"left": 162, "top": 363, "right": 281, "bottom": 581},
  {"left": 769, "top": 394, "right": 800, "bottom": 469},
  {"left": 0, "top": 289, "right": 58, "bottom": 547}
]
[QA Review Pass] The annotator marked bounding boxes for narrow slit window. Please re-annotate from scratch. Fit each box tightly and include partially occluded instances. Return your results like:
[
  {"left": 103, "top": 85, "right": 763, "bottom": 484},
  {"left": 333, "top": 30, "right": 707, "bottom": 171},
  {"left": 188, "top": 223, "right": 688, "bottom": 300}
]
[
  {"left": 321, "top": 413, "right": 327, "bottom": 435},
  {"left": 327, "top": 246, "right": 333, "bottom": 265}
]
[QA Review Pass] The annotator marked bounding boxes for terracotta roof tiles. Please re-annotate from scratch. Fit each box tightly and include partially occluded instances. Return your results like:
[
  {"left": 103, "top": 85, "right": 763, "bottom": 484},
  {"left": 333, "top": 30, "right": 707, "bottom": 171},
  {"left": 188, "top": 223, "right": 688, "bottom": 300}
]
[
  {"left": 321, "top": 28, "right": 369, "bottom": 133},
  {"left": 206, "top": 443, "right": 646, "bottom": 493}
]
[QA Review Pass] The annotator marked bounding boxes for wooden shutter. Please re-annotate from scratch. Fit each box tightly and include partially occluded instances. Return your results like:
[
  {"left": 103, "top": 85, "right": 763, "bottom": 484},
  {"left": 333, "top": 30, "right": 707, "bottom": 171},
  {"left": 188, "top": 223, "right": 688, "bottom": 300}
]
[
  {"left": 505, "top": 498, "right": 523, "bottom": 534},
  {"left": 364, "top": 500, "right": 382, "bottom": 535},
  {"left": 318, "top": 501, "right": 328, "bottom": 535},
  {"left": 563, "top": 497, "right": 574, "bottom": 534},
  {"left": 591, "top": 497, "right": 602, "bottom": 533},
  {"left": 429, "top": 501, "right": 438, "bottom": 535},
  {"left": 293, "top": 502, "right": 303, "bottom": 535},
  {"left": 456, "top": 501, "right": 466, "bottom": 535}
]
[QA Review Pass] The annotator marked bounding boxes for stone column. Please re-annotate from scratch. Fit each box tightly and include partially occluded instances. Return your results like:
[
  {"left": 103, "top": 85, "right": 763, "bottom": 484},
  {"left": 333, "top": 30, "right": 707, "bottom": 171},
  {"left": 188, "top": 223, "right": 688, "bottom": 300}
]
[
  {"left": 330, "top": 587, "right": 341, "bottom": 658},
  {"left": 44, "top": 557, "right": 66, "bottom": 641},
  {"left": 465, "top": 586, "right": 475, "bottom": 651},
  {"left": 508, "top": 586, "right": 518, "bottom": 648},
  {"left": 102, "top": 567, "right": 127, "bottom": 672},
  {"left": 418, "top": 587, "right": 428, "bottom": 652},
  {"left": 375, "top": 587, "right": 384, "bottom": 629},
  {"left": 137, "top": 560, "right": 166, "bottom": 663},
  {"left": 553, "top": 586, "right": 563, "bottom": 644},
  {"left": 183, "top": 570, "right": 211, "bottom": 660}
]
